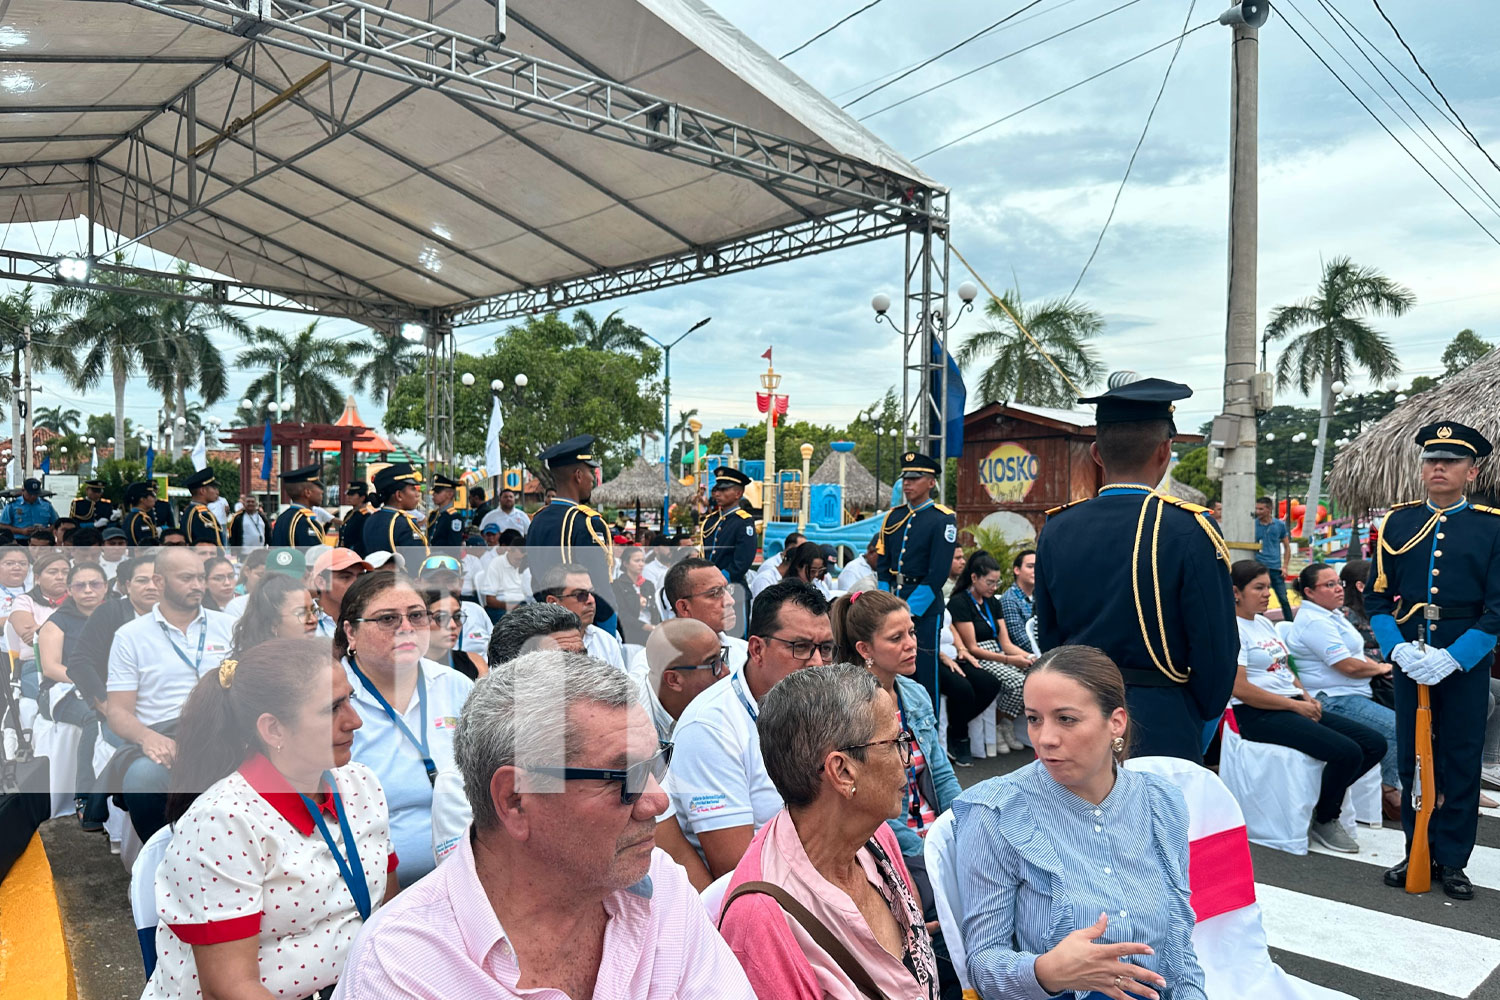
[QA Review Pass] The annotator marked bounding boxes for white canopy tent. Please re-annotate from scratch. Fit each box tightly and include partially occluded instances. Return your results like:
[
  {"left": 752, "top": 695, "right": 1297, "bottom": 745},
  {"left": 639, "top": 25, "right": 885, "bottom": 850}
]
[{"left": 0, "top": 0, "right": 954, "bottom": 470}]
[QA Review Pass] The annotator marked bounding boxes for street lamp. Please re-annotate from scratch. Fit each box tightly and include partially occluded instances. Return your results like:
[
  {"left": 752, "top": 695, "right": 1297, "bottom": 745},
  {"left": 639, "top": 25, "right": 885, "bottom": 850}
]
[
  {"left": 642, "top": 317, "right": 712, "bottom": 528},
  {"left": 461, "top": 372, "right": 475, "bottom": 387}
]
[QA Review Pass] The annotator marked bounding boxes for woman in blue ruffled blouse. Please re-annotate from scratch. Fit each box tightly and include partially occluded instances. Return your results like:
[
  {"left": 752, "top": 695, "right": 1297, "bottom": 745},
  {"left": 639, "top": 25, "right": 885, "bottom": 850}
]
[{"left": 952, "top": 645, "right": 1205, "bottom": 1000}]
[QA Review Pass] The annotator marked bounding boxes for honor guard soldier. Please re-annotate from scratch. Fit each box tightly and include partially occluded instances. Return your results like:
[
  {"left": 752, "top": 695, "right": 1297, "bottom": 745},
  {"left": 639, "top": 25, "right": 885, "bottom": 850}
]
[
  {"left": 1366, "top": 421, "right": 1500, "bottom": 901},
  {"left": 525, "top": 435, "right": 618, "bottom": 637},
  {"left": 876, "top": 450, "right": 956, "bottom": 708},
  {"left": 1033, "top": 378, "right": 1236, "bottom": 763},
  {"left": 338, "top": 481, "right": 374, "bottom": 556},
  {"left": 124, "top": 482, "right": 159, "bottom": 547},
  {"left": 269, "top": 463, "right": 328, "bottom": 548},
  {"left": 702, "top": 466, "right": 757, "bottom": 583},
  {"left": 363, "top": 463, "right": 429, "bottom": 559},
  {"left": 181, "top": 468, "right": 224, "bottom": 549},
  {"left": 70, "top": 480, "right": 113, "bottom": 526},
  {"left": 426, "top": 473, "right": 465, "bottom": 549}
]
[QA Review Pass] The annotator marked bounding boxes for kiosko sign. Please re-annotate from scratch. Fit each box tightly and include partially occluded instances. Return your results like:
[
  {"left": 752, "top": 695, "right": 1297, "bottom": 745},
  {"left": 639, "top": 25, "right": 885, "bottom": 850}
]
[{"left": 978, "top": 441, "right": 1039, "bottom": 503}]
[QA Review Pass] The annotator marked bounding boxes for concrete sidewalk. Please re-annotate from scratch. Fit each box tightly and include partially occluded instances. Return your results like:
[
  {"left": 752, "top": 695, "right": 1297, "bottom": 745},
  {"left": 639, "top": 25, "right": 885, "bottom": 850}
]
[{"left": 42, "top": 818, "right": 142, "bottom": 1000}]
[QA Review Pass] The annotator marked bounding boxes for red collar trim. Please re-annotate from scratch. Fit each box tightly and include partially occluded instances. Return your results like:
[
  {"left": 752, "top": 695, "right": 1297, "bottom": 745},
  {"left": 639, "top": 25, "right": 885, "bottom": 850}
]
[{"left": 237, "top": 754, "right": 336, "bottom": 837}]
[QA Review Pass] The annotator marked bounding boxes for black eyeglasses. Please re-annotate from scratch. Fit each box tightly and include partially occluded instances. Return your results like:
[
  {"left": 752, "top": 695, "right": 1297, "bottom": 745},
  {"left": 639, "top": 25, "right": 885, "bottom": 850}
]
[
  {"left": 668, "top": 646, "right": 729, "bottom": 678},
  {"left": 684, "top": 584, "right": 730, "bottom": 602},
  {"left": 525, "top": 742, "right": 674, "bottom": 805},
  {"left": 559, "top": 588, "right": 595, "bottom": 603},
  {"left": 426, "top": 610, "right": 458, "bottom": 627},
  {"left": 354, "top": 610, "right": 432, "bottom": 630},
  {"left": 838, "top": 728, "right": 916, "bottom": 766},
  {"left": 760, "top": 634, "right": 836, "bottom": 661}
]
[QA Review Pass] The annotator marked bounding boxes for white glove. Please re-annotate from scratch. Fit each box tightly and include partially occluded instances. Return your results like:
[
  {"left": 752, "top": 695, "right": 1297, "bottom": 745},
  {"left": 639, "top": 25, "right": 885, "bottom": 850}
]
[
  {"left": 1406, "top": 648, "right": 1461, "bottom": 686},
  {"left": 1391, "top": 642, "right": 1424, "bottom": 670}
]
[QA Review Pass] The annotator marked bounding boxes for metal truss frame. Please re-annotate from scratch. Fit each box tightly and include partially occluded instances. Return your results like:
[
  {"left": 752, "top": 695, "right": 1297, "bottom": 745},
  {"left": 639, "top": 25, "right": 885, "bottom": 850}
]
[{"left": 899, "top": 191, "right": 952, "bottom": 496}]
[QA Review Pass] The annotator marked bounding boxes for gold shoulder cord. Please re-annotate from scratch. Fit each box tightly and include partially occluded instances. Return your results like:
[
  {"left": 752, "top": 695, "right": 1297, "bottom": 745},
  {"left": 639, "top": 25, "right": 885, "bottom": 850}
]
[
  {"left": 1193, "top": 512, "right": 1232, "bottom": 566},
  {"left": 1130, "top": 495, "right": 1190, "bottom": 685},
  {"left": 1373, "top": 507, "right": 1441, "bottom": 593}
]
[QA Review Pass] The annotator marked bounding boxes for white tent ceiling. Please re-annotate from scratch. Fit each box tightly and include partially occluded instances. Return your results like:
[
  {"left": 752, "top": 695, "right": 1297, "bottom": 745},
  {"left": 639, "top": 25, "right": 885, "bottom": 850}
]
[{"left": 0, "top": 0, "right": 942, "bottom": 326}]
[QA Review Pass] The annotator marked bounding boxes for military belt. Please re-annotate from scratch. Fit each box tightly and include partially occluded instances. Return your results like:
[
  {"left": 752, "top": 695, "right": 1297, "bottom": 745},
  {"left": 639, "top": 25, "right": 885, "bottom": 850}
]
[{"left": 1421, "top": 603, "right": 1484, "bottom": 621}]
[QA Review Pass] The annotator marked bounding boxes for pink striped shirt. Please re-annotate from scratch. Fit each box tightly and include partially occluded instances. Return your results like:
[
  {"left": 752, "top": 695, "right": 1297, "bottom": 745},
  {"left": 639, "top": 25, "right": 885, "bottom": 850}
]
[{"left": 333, "top": 833, "right": 754, "bottom": 999}]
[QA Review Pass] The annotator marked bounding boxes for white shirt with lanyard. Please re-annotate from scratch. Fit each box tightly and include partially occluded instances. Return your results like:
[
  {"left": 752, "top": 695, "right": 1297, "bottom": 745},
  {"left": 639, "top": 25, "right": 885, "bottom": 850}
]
[
  {"left": 105, "top": 606, "right": 234, "bottom": 727},
  {"left": 343, "top": 656, "right": 471, "bottom": 886}
]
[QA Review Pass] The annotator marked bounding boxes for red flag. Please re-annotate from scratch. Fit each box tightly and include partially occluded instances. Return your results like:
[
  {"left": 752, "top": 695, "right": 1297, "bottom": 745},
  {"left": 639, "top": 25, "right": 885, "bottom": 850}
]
[{"left": 761, "top": 348, "right": 772, "bottom": 362}]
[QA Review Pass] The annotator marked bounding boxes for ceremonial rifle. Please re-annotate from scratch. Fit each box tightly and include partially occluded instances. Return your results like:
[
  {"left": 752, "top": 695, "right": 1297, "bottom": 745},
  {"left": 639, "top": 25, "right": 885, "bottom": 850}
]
[{"left": 1406, "top": 633, "right": 1435, "bottom": 893}]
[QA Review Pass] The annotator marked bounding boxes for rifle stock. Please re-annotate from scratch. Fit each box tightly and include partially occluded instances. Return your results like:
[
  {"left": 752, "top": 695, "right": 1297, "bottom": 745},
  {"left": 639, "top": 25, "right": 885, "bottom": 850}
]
[{"left": 1406, "top": 683, "right": 1435, "bottom": 893}]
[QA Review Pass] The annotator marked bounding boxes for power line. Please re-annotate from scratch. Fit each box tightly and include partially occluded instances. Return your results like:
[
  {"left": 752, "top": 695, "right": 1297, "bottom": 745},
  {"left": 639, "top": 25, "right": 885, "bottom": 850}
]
[
  {"left": 1273, "top": 2, "right": 1500, "bottom": 246},
  {"left": 856, "top": 0, "right": 1147, "bottom": 122},
  {"left": 842, "top": 0, "right": 1051, "bottom": 108},
  {"left": 1071, "top": 1, "right": 1197, "bottom": 298},
  {"left": 780, "top": 0, "right": 887, "bottom": 60},
  {"left": 912, "top": 18, "right": 1217, "bottom": 162},
  {"left": 1368, "top": 0, "right": 1500, "bottom": 176}
]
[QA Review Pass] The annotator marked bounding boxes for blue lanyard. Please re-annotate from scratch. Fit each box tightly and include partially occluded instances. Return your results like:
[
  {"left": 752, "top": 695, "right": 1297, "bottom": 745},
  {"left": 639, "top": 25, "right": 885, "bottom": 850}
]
[
  {"left": 158, "top": 619, "right": 208, "bottom": 677},
  {"left": 299, "top": 776, "right": 372, "bottom": 921},
  {"left": 970, "top": 592, "right": 997, "bottom": 638},
  {"left": 347, "top": 657, "right": 436, "bottom": 785},
  {"left": 896, "top": 700, "right": 924, "bottom": 831},
  {"left": 731, "top": 673, "right": 758, "bottom": 721}
]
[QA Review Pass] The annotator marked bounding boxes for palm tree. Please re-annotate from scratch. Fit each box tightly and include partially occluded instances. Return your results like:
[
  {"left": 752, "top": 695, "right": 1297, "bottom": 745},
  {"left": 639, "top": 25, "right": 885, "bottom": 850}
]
[
  {"left": 46, "top": 259, "right": 159, "bottom": 448},
  {"left": 671, "top": 407, "right": 699, "bottom": 477},
  {"left": 0, "top": 287, "right": 58, "bottom": 438},
  {"left": 956, "top": 290, "right": 1105, "bottom": 407},
  {"left": 1265, "top": 256, "right": 1411, "bottom": 523},
  {"left": 33, "top": 405, "right": 82, "bottom": 436},
  {"left": 238, "top": 321, "right": 364, "bottom": 424},
  {"left": 570, "top": 308, "right": 649, "bottom": 353},
  {"left": 352, "top": 329, "right": 421, "bottom": 409},
  {"left": 143, "top": 266, "right": 248, "bottom": 453}
]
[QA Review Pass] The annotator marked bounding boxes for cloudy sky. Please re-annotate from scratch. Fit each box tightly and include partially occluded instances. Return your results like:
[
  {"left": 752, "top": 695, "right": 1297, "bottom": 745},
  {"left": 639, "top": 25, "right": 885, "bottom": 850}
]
[{"left": 3, "top": 0, "right": 1496, "bottom": 459}]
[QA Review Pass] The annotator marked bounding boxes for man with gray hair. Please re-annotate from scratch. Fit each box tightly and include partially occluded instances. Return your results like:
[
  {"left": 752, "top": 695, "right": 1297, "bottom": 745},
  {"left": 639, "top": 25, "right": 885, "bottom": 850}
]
[
  {"left": 487, "top": 602, "right": 585, "bottom": 664},
  {"left": 339, "top": 651, "right": 753, "bottom": 1000}
]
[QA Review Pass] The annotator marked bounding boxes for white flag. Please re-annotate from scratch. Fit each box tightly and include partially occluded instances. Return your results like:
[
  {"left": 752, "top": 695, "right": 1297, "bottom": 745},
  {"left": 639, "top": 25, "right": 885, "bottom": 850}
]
[
  {"left": 190, "top": 429, "right": 208, "bottom": 471},
  {"left": 91, "top": 445, "right": 98, "bottom": 471},
  {"left": 484, "top": 394, "right": 504, "bottom": 477}
]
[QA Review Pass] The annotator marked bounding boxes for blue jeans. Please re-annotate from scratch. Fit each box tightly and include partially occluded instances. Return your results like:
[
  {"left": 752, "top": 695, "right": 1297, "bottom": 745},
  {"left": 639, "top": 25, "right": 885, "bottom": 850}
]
[
  {"left": 121, "top": 755, "right": 171, "bottom": 842},
  {"left": 1317, "top": 692, "right": 1397, "bottom": 786},
  {"left": 1264, "top": 567, "right": 1293, "bottom": 619}
]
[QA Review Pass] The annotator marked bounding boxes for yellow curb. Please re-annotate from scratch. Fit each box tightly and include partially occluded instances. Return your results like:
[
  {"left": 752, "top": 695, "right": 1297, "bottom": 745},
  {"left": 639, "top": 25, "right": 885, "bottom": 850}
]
[{"left": 0, "top": 832, "right": 77, "bottom": 1000}]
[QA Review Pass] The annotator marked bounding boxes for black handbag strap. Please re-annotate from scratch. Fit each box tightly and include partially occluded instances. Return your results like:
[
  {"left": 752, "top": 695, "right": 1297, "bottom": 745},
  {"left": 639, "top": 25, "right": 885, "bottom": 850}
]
[{"left": 720, "top": 879, "right": 892, "bottom": 1000}]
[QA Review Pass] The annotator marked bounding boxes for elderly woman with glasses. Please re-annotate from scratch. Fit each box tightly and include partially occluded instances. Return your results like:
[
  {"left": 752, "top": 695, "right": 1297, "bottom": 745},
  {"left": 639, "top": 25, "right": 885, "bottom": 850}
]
[
  {"left": 717, "top": 663, "right": 939, "bottom": 1000},
  {"left": 338, "top": 572, "right": 474, "bottom": 886}
]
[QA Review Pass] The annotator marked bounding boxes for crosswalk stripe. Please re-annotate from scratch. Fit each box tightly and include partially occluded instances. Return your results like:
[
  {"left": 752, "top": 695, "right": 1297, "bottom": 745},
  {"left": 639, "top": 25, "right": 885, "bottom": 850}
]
[
  {"left": 1307, "top": 823, "right": 1500, "bottom": 891},
  {"left": 1256, "top": 883, "right": 1500, "bottom": 997}
]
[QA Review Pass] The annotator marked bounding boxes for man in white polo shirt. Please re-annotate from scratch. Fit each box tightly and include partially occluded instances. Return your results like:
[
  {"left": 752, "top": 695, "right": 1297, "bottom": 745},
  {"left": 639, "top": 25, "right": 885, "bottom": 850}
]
[
  {"left": 668, "top": 579, "right": 832, "bottom": 877},
  {"left": 659, "top": 557, "right": 749, "bottom": 676},
  {"left": 104, "top": 546, "right": 235, "bottom": 841},
  {"left": 541, "top": 563, "right": 625, "bottom": 671}
]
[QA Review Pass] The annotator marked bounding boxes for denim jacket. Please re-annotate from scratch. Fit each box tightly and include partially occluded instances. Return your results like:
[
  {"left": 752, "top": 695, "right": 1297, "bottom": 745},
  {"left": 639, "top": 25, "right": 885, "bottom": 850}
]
[{"left": 888, "top": 674, "right": 963, "bottom": 857}]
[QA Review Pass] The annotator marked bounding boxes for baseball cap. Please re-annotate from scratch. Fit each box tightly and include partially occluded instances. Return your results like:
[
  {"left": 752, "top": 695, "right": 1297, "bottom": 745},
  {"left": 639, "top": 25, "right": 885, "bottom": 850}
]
[{"left": 312, "top": 548, "right": 371, "bottom": 578}]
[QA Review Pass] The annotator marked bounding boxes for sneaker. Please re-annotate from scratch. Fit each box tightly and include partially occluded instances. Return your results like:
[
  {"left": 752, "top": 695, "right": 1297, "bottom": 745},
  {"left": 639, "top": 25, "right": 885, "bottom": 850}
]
[
  {"left": 1310, "top": 819, "right": 1359, "bottom": 854},
  {"left": 994, "top": 740, "right": 1011, "bottom": 755},
  {"left": 1003, "top": 728, "right": 1026, "bottom": 751},
  {"left": 109, "top": 840, "right": 122, "bottom": 856},
  {"left": 1482, "top": 765, "right": 1500, "bottom": 791}
]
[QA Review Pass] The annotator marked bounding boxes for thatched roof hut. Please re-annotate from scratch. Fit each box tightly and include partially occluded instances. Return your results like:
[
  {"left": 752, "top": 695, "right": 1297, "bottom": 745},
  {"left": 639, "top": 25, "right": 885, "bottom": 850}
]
[
  {"left": 593, "top": 455, "right": 694, "bottom": 508},
  {"left": 1329, "top": 349, "right": 1500, "bottom": 512},
  {"left": 810, "top": 450, "right": 882, "bottom": 511}
]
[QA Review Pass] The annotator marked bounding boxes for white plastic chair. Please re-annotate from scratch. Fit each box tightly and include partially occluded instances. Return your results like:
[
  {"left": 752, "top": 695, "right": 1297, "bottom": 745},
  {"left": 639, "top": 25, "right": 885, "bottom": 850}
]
[
  {"left": 922, "top": 810, "right": 979, "bottom": 1000},
  {"left": 30, "top": 713, "right": 83, "bottom": 820},
  {"left": 129, "top": 825, "right": 173, "bottom": 977},
  {"left": 700, "top": 870, "right": 733, "bottom": 922},
  {"left": 1219, "top": 708, "right": 1358, "bottom": 854},
  {"left": 967, "top": 697, "right": 998, "bottom": 758}
]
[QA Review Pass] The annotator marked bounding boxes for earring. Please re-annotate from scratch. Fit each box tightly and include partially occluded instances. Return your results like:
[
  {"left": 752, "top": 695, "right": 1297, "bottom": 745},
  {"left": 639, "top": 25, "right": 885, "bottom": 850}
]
[
  {"left": 1111, "top": 736, "right": 1125, "bottom": 753},
  {"left": 850, "top": 785, "right": 857, "bottom": 797},
  {"left": 864, "top": 657, "right": 874, "bottom": 671}
]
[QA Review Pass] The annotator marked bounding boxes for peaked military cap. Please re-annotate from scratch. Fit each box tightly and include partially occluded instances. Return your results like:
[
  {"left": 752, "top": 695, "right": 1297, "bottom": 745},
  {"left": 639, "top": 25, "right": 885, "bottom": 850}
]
[
  {"left": 182, "top": 468, "right": 217, "bottom": 491},
  {"left": 83, "top": 479, "right": 105, "bottom": 490},
  {"left": 431, "top": 473, "right": 460, "bottom": 489},
  {"left": 345, "top": 480, "right": 369, "bottom": 496},
  {"left": 540, "top": 434, "right": 600, "bottom": 469},
  {"left": 713, "top": 466, "right": 752, "bottom": 488},
  {"left": 1417, "top": 420, "right": 1493, "bottom": 460},
  {"left": 280, "top": 462, "right": 322, "bottom": 485},
  {"left": 900, "top": 451, "right": 941, "bottom": 479},
  {"left": 372, "top": 463, "right": 423, "bottom": 494},
  {"left": 1078, "top": 377, "right": 1192, "bottom": 425},
  {"left": 123, "top": 481, "right": 155, "bottom": 505}
]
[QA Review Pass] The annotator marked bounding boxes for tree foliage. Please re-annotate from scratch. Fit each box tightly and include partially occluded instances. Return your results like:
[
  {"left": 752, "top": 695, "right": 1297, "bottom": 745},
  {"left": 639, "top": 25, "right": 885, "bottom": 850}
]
[
  {"left": 383, "top": 313, "right": 663, "bottom": 482},
  {"left": 1442, "top": 328, "right": 1494, "bottom": 376},
  {"left": 956, "top": 290, "right": 1105, "bottom": 408},
  {"left": 1265, "top": 256, "right": 1410, "bottom": 394},
  {"left": 238, "top": 321, "right": 366, "bottom": 424}
]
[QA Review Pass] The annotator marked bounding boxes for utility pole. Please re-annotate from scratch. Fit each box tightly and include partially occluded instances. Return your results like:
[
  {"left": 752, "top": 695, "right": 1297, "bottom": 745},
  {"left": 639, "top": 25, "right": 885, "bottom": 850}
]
[{"left": 1216, "top": 1, "right": 1269, "bottom": 550}]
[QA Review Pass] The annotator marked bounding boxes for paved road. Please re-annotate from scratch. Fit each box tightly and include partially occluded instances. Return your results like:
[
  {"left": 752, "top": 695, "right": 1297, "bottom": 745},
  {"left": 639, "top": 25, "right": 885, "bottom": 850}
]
[{"left": 45, "top": 742, "right": 1500, "bottom": 999}]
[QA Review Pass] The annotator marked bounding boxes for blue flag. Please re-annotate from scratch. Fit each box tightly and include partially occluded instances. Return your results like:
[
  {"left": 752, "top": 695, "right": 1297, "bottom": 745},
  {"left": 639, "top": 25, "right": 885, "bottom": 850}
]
[
  {"left": 260, "top": 418, "right": 273, "bottom": 482},
  {"left": 928, "top": 334, "right": 967, "bottom": 459},
  {"left": 144, "top": 444, "right": 154, "bottom": 480},
  {"left": 40, "top": 454, "right": 50, "bottom": 474}
]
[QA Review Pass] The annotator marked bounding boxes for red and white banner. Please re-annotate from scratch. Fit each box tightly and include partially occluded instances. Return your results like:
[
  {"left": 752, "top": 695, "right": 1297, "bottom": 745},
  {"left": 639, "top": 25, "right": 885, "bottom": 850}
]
[{"left": 756, "top": 392, "right": 789, "bottom": 427}]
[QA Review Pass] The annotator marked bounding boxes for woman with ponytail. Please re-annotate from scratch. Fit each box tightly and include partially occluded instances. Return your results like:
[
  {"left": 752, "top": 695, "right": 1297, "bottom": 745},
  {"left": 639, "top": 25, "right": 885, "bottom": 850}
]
[{"left": 143, "top": 637, "right": 396, "bottom": 1000}]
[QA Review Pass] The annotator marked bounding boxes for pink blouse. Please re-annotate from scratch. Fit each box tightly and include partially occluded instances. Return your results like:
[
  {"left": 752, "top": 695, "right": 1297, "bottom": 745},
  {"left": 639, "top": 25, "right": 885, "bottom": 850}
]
[{"left": 718, "top": 808, "right": 938, "bottom": 1000}]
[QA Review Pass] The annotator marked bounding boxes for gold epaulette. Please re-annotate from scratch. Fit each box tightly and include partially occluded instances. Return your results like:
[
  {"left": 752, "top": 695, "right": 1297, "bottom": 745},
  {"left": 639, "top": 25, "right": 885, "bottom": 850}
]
[
  {"left": 1155, "top": 492, "right": 1211, "bottom": 515},
  {"left": 575, "top": 503, "right": 602, "bottom": 518},
  {"left": 733, "top": 508, "right": 753, "bottom": 519},
  {"left": 1474, "top": 504, "right": 1500, "bottom": 516},
  {"left": 934, "top": 503, "right": 954, "bottom": 515},
  {"left": 1046, "top": 497, "right": 1089, "bottom": 517},
  {"left": 1389, "top": 499, "right": 1425, "bottom": 510}
]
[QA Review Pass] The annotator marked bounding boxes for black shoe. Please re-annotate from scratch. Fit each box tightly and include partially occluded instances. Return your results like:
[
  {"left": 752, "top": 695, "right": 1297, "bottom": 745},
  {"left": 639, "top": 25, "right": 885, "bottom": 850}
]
[
  {"left": 1383, "top": 858, "right": 1439, "bottom": 888},
  {"left": 950, "top": 737, "right": 973, "bottom": 767},
  {"left": 1439, "top": 866, "right": 1475, "bottom": 901}
]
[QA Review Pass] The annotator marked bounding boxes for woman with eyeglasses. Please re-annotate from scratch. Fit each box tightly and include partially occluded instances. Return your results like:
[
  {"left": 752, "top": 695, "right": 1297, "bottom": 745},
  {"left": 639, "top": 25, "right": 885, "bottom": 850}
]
[
  {"left": 717, "top": 663, "right": 939, "bottom": 1000},
  {"left": 1284, "top": 562, "right": 1400, "bottom": 809},
  {"left": 35, "top": 562, "right": 110, "bottom": 818},
  {"left": 948, "top": 551, "right": 1029, "bottom": 760},
  {"left": 831, "top": 589, "right": 965, "bottom": 996},
  {"left": 229, "top": 573, "right": 320, "bottom": 657},
  {"left": 416, "top": 554, "right": 492, "bottom": 664},
  {"left": 422, "top": 586, "right": 487, "bottom": 681},
  {"left": 337, "top": 572, "right": 474, "bottom": 886}
]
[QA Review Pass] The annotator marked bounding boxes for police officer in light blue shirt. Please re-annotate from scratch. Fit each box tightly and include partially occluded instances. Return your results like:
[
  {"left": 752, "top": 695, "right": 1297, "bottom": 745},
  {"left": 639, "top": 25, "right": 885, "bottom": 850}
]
[
  {"left": 2, "top": 477, "right": 57, "bottom": 539},
  {"left": 876, "top": 451, "right": 956, "bottom": 711}
]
